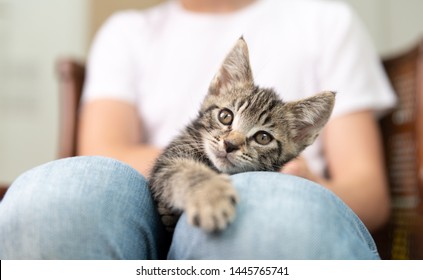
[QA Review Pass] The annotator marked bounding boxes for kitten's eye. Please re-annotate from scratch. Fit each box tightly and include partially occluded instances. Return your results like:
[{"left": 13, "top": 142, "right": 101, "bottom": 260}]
[
  {"left": 218, "top": 108, "right": 234, "bottom": 125},
  {"left": 254, "top": 131, "right": 273, "bottom": 145}
]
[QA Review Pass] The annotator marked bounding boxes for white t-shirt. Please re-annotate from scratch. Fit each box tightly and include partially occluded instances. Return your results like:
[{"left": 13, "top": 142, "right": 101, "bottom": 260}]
[{"left": 83, "top": 0, "right": 396, "bottom": 176}]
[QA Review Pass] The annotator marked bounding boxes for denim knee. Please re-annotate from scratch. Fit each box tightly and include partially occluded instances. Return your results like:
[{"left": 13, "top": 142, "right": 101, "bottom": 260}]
[
  {"left": 0, "top": 156, "right": 164, "bottom": 259},
  {"left": 169, "top": 172, "right": 379, "bottom": 259}
]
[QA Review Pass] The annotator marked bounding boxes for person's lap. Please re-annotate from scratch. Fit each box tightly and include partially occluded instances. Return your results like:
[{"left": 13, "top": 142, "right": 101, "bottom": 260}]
[{"left": 0, "top": 156, "right": 379, "bottom": 259}]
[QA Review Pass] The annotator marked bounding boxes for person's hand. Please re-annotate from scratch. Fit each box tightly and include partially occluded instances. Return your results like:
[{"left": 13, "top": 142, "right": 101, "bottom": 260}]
[{"left": 280, "top": 156, "right": 316, "bottom": 182}]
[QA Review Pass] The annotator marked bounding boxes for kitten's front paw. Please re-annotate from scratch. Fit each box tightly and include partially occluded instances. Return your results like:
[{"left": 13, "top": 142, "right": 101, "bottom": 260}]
[{"left": 186, "top": 174, "right": 239, "bottom": 232}]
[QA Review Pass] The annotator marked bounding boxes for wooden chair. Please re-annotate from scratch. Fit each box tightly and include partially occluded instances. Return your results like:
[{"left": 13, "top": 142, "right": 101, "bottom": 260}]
[
  {"left": 56, "top": 58, "right": 86, "bottom": 158},
  {"left": 0, "top": 185, "right": 7, "bottom": 200},
  {"left": 372, "top": 39, "right": 423, "bottom": 259},
  {"left": 1, "top": 41, "right": 423, "bottom": 259}
]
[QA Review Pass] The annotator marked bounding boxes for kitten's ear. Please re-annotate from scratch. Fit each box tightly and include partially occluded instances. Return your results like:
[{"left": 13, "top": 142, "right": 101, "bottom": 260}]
[
  {"left": 208, "top": 37, "right": 254, "bottom": 96},
  {"left": 285, "top": 91, "right": 336, "bottom": 150}
]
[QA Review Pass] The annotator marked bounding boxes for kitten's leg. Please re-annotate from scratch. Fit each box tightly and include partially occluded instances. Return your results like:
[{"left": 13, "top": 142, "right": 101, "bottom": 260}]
[{"left": 150, "top": 158, "right": 238, "bottom": 232}]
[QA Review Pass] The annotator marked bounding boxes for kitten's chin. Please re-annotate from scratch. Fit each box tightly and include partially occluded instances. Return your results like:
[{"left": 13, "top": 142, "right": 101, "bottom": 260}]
[
  {"left": 212, "top": 157, "right": 238, "bottom": 174},
  {"left": 206, "top": 150, "right": 242, "bottom": 174}
]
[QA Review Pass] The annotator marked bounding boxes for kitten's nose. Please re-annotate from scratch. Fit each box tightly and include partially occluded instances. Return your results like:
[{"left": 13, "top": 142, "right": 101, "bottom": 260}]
[
  {"left": 224, "top": 140, "right": 240, "bottom": 153},
  {"left": 223, "top": 131, "right": 244, "bottom": 153}
]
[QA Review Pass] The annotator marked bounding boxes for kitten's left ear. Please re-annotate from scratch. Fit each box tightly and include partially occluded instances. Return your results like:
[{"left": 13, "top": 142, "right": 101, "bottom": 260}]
[
  {"left": 285, "top": 91, "right": 336, "bottom": 151},
  {"left": 208, "top": 37, "right": 254, "bottom": 96}
]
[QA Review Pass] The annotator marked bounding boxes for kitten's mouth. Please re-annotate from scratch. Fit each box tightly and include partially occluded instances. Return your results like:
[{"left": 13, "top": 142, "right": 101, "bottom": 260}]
[
  {"left": 213, "top": 151, "right": 237, "bottom": 168},
  {"left": 204, "top": 142, "right": 238, "bottom": 172},
  {"left": 215, "top": 151, "right": 229, "bottom": 159}
]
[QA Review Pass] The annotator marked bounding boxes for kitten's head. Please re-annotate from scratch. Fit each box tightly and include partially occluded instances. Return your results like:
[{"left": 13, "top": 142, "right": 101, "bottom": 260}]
[{"left": 198, "top": 38, "right": 335, "bottom": 174}]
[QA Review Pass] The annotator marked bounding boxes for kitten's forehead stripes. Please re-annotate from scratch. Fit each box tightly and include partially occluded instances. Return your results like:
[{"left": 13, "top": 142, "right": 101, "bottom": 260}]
[
  {"left": 235, "top": 100, "right": 244, "bottom": 111},
  {"left": 236, "top": 89, "right": 281, "bottom": 128},
  {"left": 235, "top": 99, "right": 251, "bottom": 113},
  {"left": 262, "top": 116, "right": 272, "bottom": 126},
  {"left": 258, "top": 111, "right": 269, "bottom": 124}
]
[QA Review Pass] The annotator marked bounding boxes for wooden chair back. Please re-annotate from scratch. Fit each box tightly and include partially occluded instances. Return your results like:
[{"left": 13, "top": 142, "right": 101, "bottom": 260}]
[
  {"left": 373, "top": 39, "right": 423, "bottom": 259},
  {"left": 56, "top": 59, "right": 85, "bottom": 158}
]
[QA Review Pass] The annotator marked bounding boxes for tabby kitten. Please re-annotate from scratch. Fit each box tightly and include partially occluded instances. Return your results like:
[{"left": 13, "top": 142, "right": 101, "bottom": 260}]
[{"left": 149, "top": 38, "right": 335, "bottom": 232}]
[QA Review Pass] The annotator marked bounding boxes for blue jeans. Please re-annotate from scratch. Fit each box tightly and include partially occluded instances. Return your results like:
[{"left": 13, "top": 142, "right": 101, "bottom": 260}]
[{"left": 0, "top": 156, "right": 379, "bottom": 259}]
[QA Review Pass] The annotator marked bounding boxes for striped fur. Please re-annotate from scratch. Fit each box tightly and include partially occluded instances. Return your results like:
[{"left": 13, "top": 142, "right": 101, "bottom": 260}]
[{"left": 149, "top": 38, "right": 335, "bottom": 232}]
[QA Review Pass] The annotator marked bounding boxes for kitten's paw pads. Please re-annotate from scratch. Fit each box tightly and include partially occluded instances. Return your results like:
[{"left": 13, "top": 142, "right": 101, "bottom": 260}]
[{"left": 186, "top": 174, "right": 239, "bottom": 232}]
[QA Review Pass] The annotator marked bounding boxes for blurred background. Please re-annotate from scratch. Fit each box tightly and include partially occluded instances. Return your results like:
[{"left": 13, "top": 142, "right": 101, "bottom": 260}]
[{"left": 0, "top": 0, "right": 423, "bottom": 185}]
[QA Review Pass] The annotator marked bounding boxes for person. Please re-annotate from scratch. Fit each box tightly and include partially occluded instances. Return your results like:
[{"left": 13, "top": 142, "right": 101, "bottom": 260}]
[{"left": 0, "top": 0, "right": 396, "bottom": 259}]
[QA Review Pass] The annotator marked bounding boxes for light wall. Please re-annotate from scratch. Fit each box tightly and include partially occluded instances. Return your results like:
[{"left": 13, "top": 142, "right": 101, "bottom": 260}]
[
  {"left": 338, "top": 0, "right": 423, "bottom": 56},
  {"left": 0, "top": 0, "right": 422, "bottom": 185},
  {"left": 0, "top": 0, "right": 88, "bottom": 184},
  {"left": 89, "top": 0, "right": 164, "bottom": 40}
]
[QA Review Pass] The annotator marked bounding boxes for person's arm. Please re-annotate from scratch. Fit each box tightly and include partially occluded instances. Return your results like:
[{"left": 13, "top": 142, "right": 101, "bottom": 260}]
[
  {"left": 282, "top": 110, "right": 390, "bottom": 232},
  {"left": 78, "top": 99, "right": 162, "bottom": 177}
]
